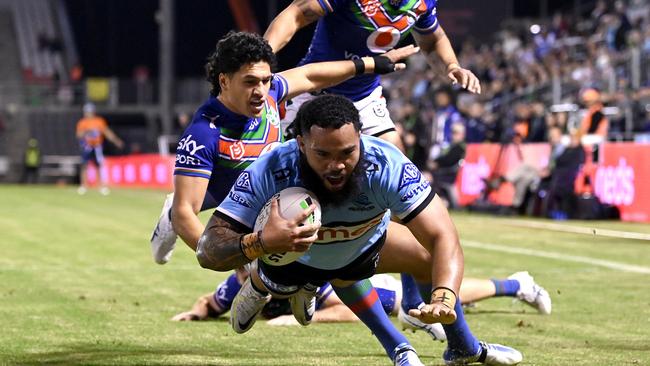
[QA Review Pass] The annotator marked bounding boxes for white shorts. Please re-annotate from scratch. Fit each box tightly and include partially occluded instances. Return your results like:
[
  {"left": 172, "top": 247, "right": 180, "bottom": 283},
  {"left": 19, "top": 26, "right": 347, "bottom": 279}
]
[{"left": 281, "top": 86, "right": 396, "bottom": 137}]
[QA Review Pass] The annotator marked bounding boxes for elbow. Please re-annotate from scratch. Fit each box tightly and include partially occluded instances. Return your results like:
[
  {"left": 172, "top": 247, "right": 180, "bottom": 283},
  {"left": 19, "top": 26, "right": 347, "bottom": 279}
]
[{"left": 196, "top": 237, "right": 231, "bottom": 272}]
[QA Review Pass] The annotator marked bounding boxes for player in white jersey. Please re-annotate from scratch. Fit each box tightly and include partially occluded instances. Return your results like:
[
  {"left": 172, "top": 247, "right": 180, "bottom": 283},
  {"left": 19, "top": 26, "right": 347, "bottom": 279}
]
[{"left": 197, "top": 95, "right": 522, "bottom": 366}]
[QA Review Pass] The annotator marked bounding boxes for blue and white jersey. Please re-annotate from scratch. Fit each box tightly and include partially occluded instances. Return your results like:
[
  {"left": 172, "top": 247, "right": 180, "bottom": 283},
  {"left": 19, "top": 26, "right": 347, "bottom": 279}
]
[
  {"left": 174, "top": 74, "right": 288, "bottom": 206},
  {"left": 301, "top": 0, "right": 439, "bottom": 101},
  {"left": 216, "top": 135, "right": 434, "bottom": 270}
]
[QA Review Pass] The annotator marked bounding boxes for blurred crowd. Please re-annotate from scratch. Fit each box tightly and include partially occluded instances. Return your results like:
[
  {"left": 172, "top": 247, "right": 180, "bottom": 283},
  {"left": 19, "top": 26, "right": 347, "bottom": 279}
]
[
  {"left": 384, "top": 0, "right": 650, "bottom": 162},
  {"left": 384, "top": 0, "right": 650, "bottom": 173}
]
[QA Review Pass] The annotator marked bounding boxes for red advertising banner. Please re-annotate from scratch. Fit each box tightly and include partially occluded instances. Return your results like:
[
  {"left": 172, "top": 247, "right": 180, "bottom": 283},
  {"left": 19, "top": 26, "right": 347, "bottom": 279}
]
[
  {"left": 86, "top": 154, "right": 175, "bottom": 190},
  {"left": 456, "top": 143, "right": 550, "bottom": 206},
  {"left": 457, "top": 142, "right": 650, "bottom": 222},
  {"left": 592, "top": 144, "right": 650, "bottom": 222}
]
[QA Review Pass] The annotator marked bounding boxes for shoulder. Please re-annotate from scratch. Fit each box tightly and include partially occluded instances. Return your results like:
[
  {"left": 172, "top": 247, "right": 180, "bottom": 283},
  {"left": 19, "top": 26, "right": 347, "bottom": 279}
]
[{"left": 361, "top": 135, "right": 406, "bottom": 169}]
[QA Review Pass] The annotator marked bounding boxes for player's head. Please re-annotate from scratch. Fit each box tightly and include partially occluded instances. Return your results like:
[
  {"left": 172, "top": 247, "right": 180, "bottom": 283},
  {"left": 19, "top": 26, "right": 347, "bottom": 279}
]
[
  {"left": 205, "top": 31, "right": 276, "bottom": 117},
  {"left": 83, "top": 102, "right": 96, "bottom": 117},
  {"left": 295, "top": 95, "right": 365, "bottom": 206}
]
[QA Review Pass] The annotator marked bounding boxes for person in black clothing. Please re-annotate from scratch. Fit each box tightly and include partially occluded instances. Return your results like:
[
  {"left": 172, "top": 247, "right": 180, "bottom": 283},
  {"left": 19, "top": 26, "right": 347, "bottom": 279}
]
[
  {"left": 428, "top": 122, "right": 466, "bottom": 208},
  {"left": 544, "top": 128, "right": 586, "bottom": 219}
]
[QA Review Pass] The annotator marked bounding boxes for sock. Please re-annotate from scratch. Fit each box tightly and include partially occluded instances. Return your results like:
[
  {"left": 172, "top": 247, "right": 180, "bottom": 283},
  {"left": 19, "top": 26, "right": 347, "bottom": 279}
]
[
  {"left": 213, "top": 273, "right": 243, "bottom": 311},
  {"left": 442, "top": 299, "right": 481, "bottom": 358},
  {"left": 334, "top": 279, "right": 410, "bottom": 360},
  {"left": 491, "top": 279, "right": 520, "bottom": 296},
  {"left": 400, "top": 273, "right": 425, "bottom": 312}
]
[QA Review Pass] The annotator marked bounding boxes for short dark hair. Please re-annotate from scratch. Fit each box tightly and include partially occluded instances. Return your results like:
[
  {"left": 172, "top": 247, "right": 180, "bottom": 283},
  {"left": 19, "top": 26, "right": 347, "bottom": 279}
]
[
  {"left": 205, "top": 31, "right": 276, "bottom": 96},
  {"left": 295, "top": 95, "right": 361, "bottom": 136}
]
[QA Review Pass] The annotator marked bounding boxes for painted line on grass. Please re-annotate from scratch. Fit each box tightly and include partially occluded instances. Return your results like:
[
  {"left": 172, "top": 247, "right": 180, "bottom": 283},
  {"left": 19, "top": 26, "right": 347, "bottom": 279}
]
[
  {"left": 502, "top": 219, "right": 650, "bottom": 241},
  {"left": 462, "top": 240, "right": 650, "bottom": 274}
]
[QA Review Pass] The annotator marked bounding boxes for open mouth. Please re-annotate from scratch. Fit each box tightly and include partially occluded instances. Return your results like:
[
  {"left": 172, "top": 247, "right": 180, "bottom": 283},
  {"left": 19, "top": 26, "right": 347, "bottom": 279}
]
[
  {"left": 250, "top": 100, "right": 264, "bottom": 113},
  {"left": 325, "top": 174, "right": 345, "bottom": 189}
]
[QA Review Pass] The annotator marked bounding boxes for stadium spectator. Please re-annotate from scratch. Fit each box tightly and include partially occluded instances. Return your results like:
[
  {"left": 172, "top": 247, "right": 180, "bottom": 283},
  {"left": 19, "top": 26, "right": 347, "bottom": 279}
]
[
  {"left": 21, "top": 138, "right": 41, "bottom": 184},
  {"left": 430, "top": 88, "right": 465, "bottom": 159},
  {"left": 197, "top": 94, "right": 523, "bottom": 366},
  {"left": 579, "top": 88, "right": 609, "bottom": 143},
  {"left": 544, "top": 128, "right": 586, "bottom": 219},
  {"left": 428, "top": 123, "right": 466, "bottom": 209},
  {"left": 172, "top": 272, "right": 551, "bottom": 324},
  {"left": 76, "top": 103, "right": 124, "bottom": 195}
]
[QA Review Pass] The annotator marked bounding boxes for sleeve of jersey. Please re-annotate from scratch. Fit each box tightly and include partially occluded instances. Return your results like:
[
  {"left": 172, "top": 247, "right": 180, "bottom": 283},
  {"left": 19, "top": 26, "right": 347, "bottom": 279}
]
[
  {"left": 173, "top": 122, "right": 217, "bottom": 179},
  {"left": 414, "top": 5, "right": 439, "bottom": 34},
  {"left": 215, "top": 162, "right": 274, "bottom": 230},
  {"left": 270, "top": 74, "right": 289, "bottom": 103},
  {"left": 383, "top": 156, "right": 435, "bottom": 224},
  {"left": 315, "top": 0, "right": 335, "bottom": 13}
]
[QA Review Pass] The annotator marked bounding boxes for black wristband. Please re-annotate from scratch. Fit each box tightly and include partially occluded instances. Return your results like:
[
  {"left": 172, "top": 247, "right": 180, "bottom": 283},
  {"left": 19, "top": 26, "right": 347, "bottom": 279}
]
[
  {"left": 372, "top": 56, "right": 396, "bottom": 75},
  {"left": 352, "top": 58, "right": 365, "bottom": 75}
]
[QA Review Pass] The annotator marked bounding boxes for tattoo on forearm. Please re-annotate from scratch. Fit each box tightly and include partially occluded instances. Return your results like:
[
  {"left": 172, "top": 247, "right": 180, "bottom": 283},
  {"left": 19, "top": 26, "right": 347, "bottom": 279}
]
[
  {"left": 197, "top": 216, "right": 250, "bottom": 270},
  {"left": 296, "top": 0, "right": 321, "bottom": 23},
  {"left": 240, "top": 231, "right": 266, "bottom": 260}
]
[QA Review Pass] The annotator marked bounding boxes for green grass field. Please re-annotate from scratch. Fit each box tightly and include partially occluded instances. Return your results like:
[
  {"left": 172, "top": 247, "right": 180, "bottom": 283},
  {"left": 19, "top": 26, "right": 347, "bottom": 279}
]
[{"left": 1, "top": 185, "right": 649, "bottom": 365}]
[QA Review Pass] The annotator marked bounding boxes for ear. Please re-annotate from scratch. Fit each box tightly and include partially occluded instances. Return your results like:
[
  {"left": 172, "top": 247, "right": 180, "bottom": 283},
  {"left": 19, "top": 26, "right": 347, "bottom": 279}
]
[
  {"left": 219, "top": 73, "right": 228, "bottom": 92},
  {"left": 297, "top": 135, "right": 305, "bottom": 154}
]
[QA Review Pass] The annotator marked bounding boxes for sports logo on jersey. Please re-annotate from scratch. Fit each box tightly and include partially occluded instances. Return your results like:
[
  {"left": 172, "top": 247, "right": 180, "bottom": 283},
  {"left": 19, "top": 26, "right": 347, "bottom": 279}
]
[
  {"left": 372, "top": 103, "right": 386, "bottom": 118},
  {"left": 349, "top": 193, "right": 375, "bottom": 211},
  {"left": 355, "top": 0, "right": 427, "bottom": 53},
  {"left": 317, "top": 211, "right": 386, "bottom": 244},
  {"left": 273, "top": 168, "right": 291, "bottom": 182},
  {"left": 398, "top": 163, "right": 421, "bottom": 190},
  {"left": 177, "top": 135, "right": 206, "bottom": 156},
  {"left": 229, "top": 191, "right": 252, "bottom": 208},
  {"left": 234, "top": 171, "right": 254, "bottom": 195},
  {"left": 229, "top": 141, "right": 245, "bottom": 160}
]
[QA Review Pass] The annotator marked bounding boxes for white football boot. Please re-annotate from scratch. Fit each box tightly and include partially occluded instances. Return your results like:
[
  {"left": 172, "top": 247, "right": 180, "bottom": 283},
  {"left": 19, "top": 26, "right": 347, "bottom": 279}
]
[
  {"left": 508, "top": 271, "right": 552, "bottom": 315},
  {"left": 230, "top": 278, "right": 271, "bottom": 333},
  {"left": 444, "top": 341, "right": 523, "bottom": 365},
  {"left": 289, "top": 283, "right": 318, "bottom": 326},
  {"left": 398, "top": 305, "right": 447, "bottom": 342},
  {"left": 393, "top": 345, "right": 425, "bottom": 366},
  {"left": 150, "top": 193, "right": 178, "bottom": 264}
]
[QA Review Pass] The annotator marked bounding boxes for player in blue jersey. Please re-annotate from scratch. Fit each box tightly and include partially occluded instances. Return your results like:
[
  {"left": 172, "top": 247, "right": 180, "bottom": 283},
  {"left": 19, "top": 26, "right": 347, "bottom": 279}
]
[
  {"left": 172, "top": 271, "right": 550, "bottom": 328},
  {"left": 150, "top": 31, "right": 418, "bottom": 264},
  {"left": 265, "top": 0, "right": 480, "bottom": 148},
  {"left": 196, "top": 95, "right": 522, "bottom": 365},
  {"left": 263, "top": 0, "right": 488, "bottom": 336}
]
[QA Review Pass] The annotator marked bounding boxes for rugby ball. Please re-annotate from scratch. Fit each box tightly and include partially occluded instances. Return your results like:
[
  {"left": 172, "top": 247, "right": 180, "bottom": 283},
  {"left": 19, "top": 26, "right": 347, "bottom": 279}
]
[{"left": 254, "top": 187, "right": 321, "bottom": 266}]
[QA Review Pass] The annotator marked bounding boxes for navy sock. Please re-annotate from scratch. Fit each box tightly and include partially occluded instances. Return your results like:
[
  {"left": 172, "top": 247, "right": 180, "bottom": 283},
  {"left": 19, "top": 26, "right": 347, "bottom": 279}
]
[
  {"left": 491, "top": 279, "right": 520, "bottom": 296},
  {"left": 213, "top": 273, "right": 242, "bottom": 311},
  {"left": 400, "top": 273, "right": 425, "bottom": 312},
  {"left": 442, "top": 300, "right": 480, "bottom": 357},
  {"left": 334, "top": 279, "right": 410, "bottom": 360}
]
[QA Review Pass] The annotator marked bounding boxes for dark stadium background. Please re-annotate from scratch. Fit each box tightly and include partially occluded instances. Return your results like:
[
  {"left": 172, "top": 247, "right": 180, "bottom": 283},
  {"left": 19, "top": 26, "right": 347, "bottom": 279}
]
[{"left": 63, "top": 0, "right": 580, "bottom": 77}]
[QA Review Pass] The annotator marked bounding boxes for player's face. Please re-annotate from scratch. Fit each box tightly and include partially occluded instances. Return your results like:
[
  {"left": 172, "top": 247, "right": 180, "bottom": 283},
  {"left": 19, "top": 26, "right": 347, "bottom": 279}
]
[
  {"left": 298, "top": 123, "right": 361, "bottom": 192},
  {"left": 219, "top": 61, "right": 272, "bottom": 117}
]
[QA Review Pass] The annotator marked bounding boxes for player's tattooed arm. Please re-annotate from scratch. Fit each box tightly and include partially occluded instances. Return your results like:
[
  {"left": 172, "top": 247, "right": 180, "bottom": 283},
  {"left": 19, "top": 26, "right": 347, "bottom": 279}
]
[
  {"left": 196, "top": 214, "right": 265, "bottom": 271},
  {"left": 264, "top": 0, "right": 326, "bottom": 52}
]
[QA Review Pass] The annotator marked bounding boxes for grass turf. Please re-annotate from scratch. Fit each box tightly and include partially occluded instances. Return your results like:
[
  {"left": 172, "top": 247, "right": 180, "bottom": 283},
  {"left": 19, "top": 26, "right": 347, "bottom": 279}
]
[{"left": 1, "top": 185, "right": 649, "bottom": 365}]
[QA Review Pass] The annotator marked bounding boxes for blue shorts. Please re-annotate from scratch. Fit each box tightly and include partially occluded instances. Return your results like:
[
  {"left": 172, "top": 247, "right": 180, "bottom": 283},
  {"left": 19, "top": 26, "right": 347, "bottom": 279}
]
[
  {"left": 80, "top": 146, "right": 104, "bottom": 166},
  {"left": 257, "top": 233, "right": 386, "bottom": 295}
]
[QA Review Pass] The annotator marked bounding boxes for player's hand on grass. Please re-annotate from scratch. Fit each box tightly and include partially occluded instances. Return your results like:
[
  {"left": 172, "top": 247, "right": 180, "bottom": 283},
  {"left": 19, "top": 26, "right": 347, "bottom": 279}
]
[
  {"left": 408, "top": 302, "right": 457, "bottom": 325},
  {"left": 448, "top": 65, "right": 481, "bottom": 94},
  {"left": 261, "top": 198, "right": 321, "bottom": 253},
  {"left": 171, "top": 311, "right": 201, "bottom": 321}
]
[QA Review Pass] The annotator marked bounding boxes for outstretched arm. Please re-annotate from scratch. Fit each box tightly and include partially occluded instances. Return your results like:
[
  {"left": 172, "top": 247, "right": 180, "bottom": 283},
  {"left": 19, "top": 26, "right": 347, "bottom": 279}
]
[
  {"left": 279, "top": 45, "right": 419, "bottom": 100},
  {"left": 405, "top": 195, "right": 464, "bottom": 324},
  {"left": 413, "top": 26, "right": 481, "bottom": 94},
  {"left": 264, "top": 0, "right": 326, "bottom": 52}
]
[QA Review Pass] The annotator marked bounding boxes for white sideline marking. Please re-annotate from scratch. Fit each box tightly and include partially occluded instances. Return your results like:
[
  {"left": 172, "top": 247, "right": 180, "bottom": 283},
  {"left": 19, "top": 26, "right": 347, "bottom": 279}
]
[
  {"left": 462, "top": 240, "right": 650, "bottom": 274},
  {"left": 503, "top": 219, "right": 650, "bottom": 241}
]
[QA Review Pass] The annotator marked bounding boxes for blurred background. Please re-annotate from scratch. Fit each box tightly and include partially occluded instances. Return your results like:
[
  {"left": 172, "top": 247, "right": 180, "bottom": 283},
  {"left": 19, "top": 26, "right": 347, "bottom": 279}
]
[{"left": 0, "top": 0, "right": 648, "bottom": 222}]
